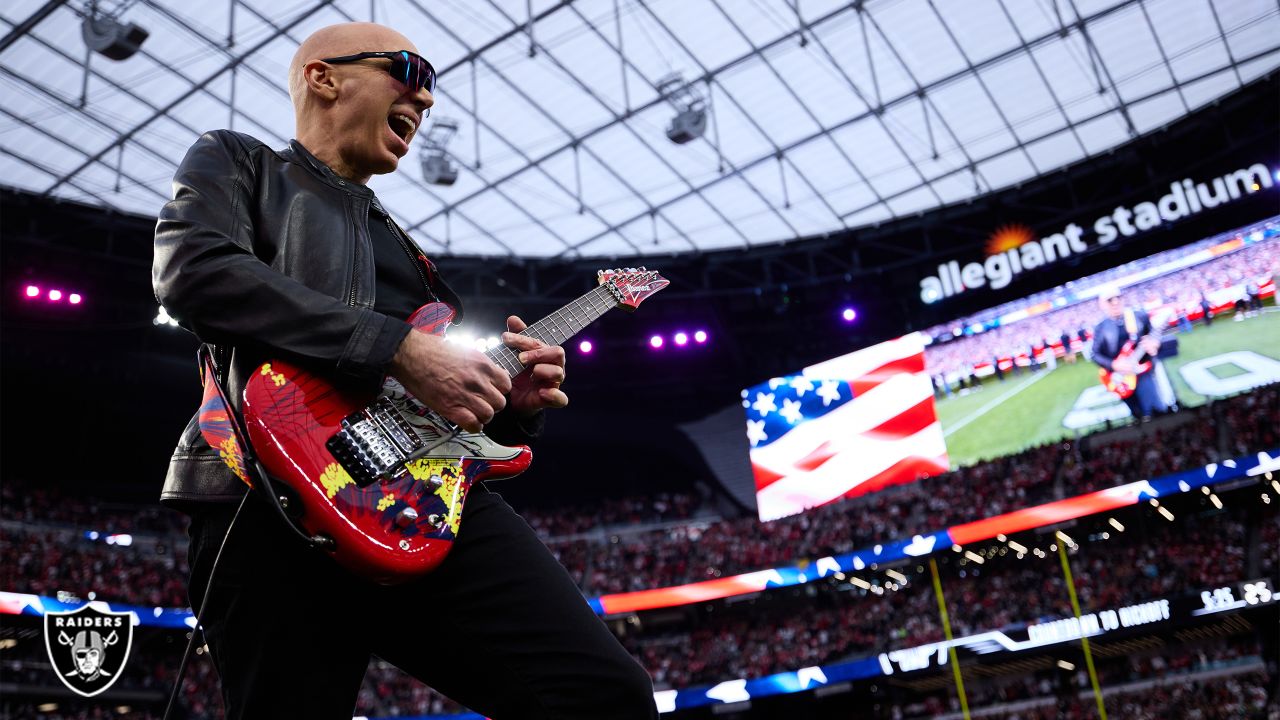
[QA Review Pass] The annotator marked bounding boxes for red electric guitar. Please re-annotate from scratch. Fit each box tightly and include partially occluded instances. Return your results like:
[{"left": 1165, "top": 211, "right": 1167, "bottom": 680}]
[
  {"left": 1098, "top": 309, "right": 1170, "bottom": 400},
  {"left": 199, "top": 269, "right": 668, "bottom": 584}
]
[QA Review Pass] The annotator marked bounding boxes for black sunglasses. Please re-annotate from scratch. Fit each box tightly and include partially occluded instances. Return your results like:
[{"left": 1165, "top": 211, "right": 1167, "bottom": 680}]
[{"left": 321, "top": 50, "right": 436, "bottom": 94}]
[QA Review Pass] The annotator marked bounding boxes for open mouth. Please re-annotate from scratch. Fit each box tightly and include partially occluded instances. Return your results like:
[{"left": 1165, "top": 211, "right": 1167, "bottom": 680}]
[{"left": 388, "top": 113, "right": 417, "bottom": 146}]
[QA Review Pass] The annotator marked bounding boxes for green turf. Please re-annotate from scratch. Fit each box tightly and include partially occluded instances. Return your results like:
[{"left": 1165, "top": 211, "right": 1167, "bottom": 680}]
[{"left": 934, "top": 310, "right": 1280, "bottom": 468}]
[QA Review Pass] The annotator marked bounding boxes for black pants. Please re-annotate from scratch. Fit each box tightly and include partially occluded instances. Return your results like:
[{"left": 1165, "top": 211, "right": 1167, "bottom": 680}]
[{"left": 187, "top": 486, "right": 657, "bottom": 719}]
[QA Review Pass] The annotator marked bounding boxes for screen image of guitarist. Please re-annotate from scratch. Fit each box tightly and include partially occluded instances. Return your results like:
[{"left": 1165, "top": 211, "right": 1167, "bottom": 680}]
[{"left": 1091, "top": 285, "right": 1180, "bottom": 419}]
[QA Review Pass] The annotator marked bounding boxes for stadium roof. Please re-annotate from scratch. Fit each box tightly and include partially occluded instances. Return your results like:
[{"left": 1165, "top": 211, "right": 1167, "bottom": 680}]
[{"left": 1, "top": 0, "right": 1277, "bottom": 259}]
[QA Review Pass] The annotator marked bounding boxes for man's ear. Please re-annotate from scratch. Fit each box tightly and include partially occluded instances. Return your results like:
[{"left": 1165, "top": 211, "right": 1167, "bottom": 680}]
[{"left": 302, "top": 60, "right": 340, "bottom": 102}]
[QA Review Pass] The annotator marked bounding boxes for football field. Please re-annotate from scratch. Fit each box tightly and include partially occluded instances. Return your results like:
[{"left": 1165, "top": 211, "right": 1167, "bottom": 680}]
[{"left": 935, "top": 309, "right": 1280, "bottom": 468}]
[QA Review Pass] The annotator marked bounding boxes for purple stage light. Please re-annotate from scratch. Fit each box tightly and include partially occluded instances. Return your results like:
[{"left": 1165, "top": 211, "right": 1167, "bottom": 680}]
[
  {"left": 674, "top": 332, "right": 689, "bottom": 346},
  {"left": 48, "top": 289, "right": 63, "bottom": 301},
  {"left": 694, "top": 330, "right": 708, "bottom": 343},
  {"left": 579, "top": 340, "right": 593, "bottom": 354},
  {"left": 649, "top": 335, "right": 664, "bottom": 349},
  {"left": 25, "top": 285, "right": 40, "bottom": 298},
  {"left": 69, "top": 293, "right": 83, "bottom": 305},
  {"left": 841, "top": 307, "right": 857, "bottom": 322}
]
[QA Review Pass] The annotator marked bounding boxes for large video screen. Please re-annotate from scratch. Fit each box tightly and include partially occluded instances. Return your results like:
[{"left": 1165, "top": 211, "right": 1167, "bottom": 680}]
[{"left": 745, "top": 218, "right": 1279, "bottom": 521}]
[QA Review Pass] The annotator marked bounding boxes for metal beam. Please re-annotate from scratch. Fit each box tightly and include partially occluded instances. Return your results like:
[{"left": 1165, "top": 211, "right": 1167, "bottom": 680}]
[
  {"left": 0, "top": 0, "right": 68, "bottom": 54},
  {"left": 403, "top": 0, "right": 862, "bottom": 236},
  {"left": 43, "top": 1, "right": 337, "bottom": 196},
  {"left": 558, "top": 0, "right": 1152, "bottom": 254}
]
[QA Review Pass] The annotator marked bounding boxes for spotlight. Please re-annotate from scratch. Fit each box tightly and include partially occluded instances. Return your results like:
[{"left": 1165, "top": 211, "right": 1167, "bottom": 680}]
[
  {"left": 420, "top": 118, "right": 460, "bottom": 186},
  {"left": 657, "top": 73, "right": 708, "bottom": 145},
  {"left": 674, "top": 332, "right": 688, "bottom": 346},
  {"left": 69, "top": 293, "right": 83, "bottom": 304},
  {"left": 81, "top": 11, "right": 149, "bottom": 61},
  {"left": 48, "top": 289, "right": 63, "bottom": 301},
  {"left": 24, "top": 285, "right": 39, "bottom": 298},
  {"left": 841, "top": 307, "right": 857, "bottom": 322},
  {"left": 154, "top": 306, "right": 180, "bottom": 328},
  {"left": 649, "top": 335, "right": 664, "bottom": 349},
  {"left": 579, "top": 340, "right": 593, "bottom": 354},
  {"left": 694, "top": 330, "right": 708, "bottom": 343}
]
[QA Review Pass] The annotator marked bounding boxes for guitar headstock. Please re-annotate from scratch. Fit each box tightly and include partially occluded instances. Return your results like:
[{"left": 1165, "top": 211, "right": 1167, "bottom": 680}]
[{"left": 598, "top": 267, "right": 670, "bottom": 311}]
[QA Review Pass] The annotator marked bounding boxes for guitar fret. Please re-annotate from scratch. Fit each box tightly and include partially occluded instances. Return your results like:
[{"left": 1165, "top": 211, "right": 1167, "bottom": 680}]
[{"left": 484, "top": 282, "right": 632, "bottom": 378}]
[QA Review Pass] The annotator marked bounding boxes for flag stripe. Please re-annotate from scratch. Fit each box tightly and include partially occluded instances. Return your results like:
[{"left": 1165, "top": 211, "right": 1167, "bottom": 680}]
[
  {"left": 747, "top": 333, "right": 948, "bottom": 520},
  {"left": 837, "top": 452, "right": 950, "bottom": 501},
  {"left": 757, "top": 423, "right": 947, "bottom": 521},
  {"left": 849, "top": 353, "right": 928, "bottom": 397}
]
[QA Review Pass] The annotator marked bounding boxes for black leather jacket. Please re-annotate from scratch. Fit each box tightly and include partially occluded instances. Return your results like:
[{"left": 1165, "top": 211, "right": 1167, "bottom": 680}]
[{"left": 153, "top": 130, "right": 474, "bottom": 507}]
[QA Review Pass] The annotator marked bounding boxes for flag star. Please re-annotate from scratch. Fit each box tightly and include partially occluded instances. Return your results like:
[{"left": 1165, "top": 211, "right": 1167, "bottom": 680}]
[
  {"left": 817, "top": 380, "right": 842, "bottom": 406},
  {"left": 746, "top": 419, "right": 768, "bottom": 446},
  {"left": 752, "top": 392, "right": 778, "bottom": 416},
  {"left": 789, "top": 376, "right": 815, "bottom": 397},
  {"left": 779, "top": 398, "right": 804, "bottom": 424},
  {"left": 768, "top": 377, "right": 786, "bottom": 389}
]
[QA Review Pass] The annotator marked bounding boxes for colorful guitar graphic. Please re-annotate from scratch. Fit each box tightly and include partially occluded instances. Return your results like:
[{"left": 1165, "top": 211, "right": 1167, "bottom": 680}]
[{"left": 200, "top": 268, "right": 668, "bottom": 584}]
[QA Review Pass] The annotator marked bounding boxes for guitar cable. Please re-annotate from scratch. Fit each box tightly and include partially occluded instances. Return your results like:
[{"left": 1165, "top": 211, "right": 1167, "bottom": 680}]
[
  {"left": 162, "top": 348, "right": 332, "bottom": 720},
  {"left": 161, "top": 487, "right": 248, "bottom": 720}
]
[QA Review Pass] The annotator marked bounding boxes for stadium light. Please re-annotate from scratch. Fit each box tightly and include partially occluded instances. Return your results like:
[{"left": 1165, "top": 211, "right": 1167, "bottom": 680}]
[
  {"left": 48, "top": 289, "right": 63, "bottom": 301},
  {"left": 656, "top": 73, "right": 708, "bottom": 145},
  {"left": 694, "top": 330, "right": 708, "bottom": 344},
  {"left": 81, "top": 6, "right": 149, "bottom": 61},
  {"left": 841, "top": 307, "right": 857, "bottom": 322},
  {"left": 420, "top": 118, "right": 460, "bottom": 186},
  {"left": 649, "top": 335, "right": 664, "bottom": 349},
  {"left": 579, "top": 340, "right": 593, "bottom": 354},
  {"left": 69, "top": 293, "right": 82, "bottom": 304},
  {"left": 674, "top": 332, "right": 689, "bottom": 346},
  {"left": 24, "top": 285, "right": 39, "bottom": 298}
]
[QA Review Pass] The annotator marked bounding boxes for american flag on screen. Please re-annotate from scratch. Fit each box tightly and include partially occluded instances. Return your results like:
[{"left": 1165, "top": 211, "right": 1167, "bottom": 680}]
[{"left": 745, "top": 333, "right": 949, "bottom": 521}]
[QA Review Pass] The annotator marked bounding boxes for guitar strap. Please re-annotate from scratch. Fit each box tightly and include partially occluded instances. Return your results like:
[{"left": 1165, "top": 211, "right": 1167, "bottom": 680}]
[
  {"left": 1123, "top": 308, "right": 1139, "bottom": 340},
  {"left": 195, "top": 344, "right": 334, "bottom": 551},
  {"left": 197, "top": 347, "right": 253, "bottom": 489}
]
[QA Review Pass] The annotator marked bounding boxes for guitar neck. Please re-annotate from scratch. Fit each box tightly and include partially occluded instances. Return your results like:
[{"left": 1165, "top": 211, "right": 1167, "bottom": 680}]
[{"left": 485, "top": 284, "right": 617, "bottom": 378}]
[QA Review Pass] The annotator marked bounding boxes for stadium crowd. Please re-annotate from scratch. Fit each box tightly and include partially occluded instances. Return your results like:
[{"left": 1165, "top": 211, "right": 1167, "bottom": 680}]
[
  {"left": 901, "top": 635, "right": 1269, "bottom": 718},
  {"left": 973, "top": 672, "right": 1273, "bottom": 720},
  {"left": 4, "top": 385, "right": 1275, "bottom": 605},
  {"left": 2, "top": 385, "right": 1276, "bottom": 718},
  {"left": 619, "top": 500, "right": 1261, "bottom": 689}
]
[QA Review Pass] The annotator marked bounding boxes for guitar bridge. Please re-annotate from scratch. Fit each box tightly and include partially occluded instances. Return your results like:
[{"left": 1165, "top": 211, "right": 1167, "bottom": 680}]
[{"left": 326, "top": 397, "right": 425, "bottom": 487}]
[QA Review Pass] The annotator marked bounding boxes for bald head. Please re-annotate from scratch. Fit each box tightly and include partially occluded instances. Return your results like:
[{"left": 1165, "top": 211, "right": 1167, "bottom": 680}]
[
  {"left": 286, "top": 22, "right": 433, "bottom": 183},
  {"left": 288, "top": 22, "right": 417, "bottom": 111}
]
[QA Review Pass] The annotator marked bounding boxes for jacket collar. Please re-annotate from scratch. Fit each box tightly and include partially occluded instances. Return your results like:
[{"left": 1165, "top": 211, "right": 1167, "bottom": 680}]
[{"left": 286, "top": 139, "right": 374, "bottom": 198}]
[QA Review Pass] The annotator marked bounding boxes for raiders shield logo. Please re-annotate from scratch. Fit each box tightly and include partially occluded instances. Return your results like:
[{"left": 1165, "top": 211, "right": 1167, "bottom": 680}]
[{"left": 44, "top": 604, "right": 135, "bottom": 697}]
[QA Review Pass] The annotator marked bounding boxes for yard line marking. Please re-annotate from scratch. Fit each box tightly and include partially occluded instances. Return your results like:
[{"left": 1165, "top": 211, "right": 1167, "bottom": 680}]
[{"left": 944, "top": 370, "right": 1053, "bottom": 437}]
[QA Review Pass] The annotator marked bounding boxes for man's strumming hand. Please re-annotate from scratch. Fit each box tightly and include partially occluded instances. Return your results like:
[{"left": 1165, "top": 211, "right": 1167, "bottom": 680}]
[
  {"left": 390, "top": 331, "right": 510, "bottom": 433},
  {"left": 502, "top": 315, "right": 568, "bottom": 417}
]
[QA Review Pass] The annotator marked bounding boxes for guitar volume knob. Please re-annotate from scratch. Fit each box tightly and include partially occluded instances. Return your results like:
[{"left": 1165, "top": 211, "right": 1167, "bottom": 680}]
[
  {"left": 427, "top": 513, "right": 444, "bottom": 529},
  {"left": 428, "top": 474, "right": 444, "bottom": 489},
  {"left": 395, "top": 507, "right": 419, "bottom": 527}
]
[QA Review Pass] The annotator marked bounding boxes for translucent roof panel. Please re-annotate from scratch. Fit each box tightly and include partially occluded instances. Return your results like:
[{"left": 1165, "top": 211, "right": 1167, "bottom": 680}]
[{"left": 1, "top": 0, "right": 1276, "bottom": 258}]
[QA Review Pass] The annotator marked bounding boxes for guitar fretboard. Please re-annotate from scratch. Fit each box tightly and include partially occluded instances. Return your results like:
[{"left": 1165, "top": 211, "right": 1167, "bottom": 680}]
[{"left": 485, "top": 283, "right": 617, "bottom": 377}]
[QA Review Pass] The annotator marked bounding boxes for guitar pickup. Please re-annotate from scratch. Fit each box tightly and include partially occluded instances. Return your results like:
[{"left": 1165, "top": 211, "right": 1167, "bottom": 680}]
[{"left": 370, "top": 397, "right": 423, "bottom": 456}]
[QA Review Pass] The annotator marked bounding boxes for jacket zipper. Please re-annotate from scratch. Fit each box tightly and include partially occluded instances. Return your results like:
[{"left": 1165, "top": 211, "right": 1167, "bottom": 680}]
[
  {"left": 387, "top": 216, "right": 435, "bottom": 299},
  {"left": 348, "top": 211, "right": 361, "bottom": 307}
]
